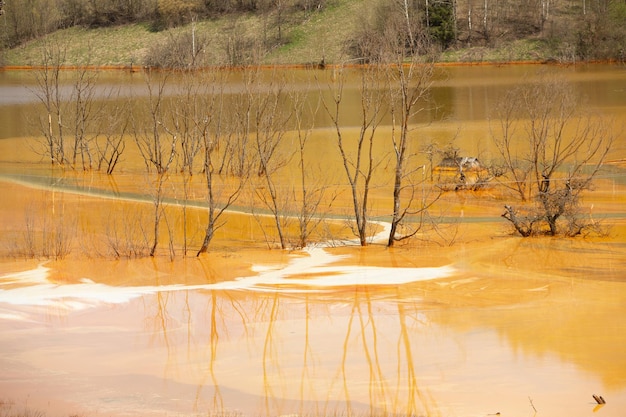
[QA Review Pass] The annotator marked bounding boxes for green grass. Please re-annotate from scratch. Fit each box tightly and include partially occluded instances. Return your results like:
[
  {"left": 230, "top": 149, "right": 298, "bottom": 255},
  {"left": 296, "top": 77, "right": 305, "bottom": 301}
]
[
  {"left": 4, "top": 0, "right": 618, "bottom": 67},
  {"left": 3, "top": 24, "right": 164, "bottom": 67},
  {"left": 439, "top": 38, "right": 554, "bottom": 63},
  {"left": 265, "top": 0, "right": 361, "bottom": 65},
  {"left": 2, "top": 0, "right": 363, "bottom": 67}
]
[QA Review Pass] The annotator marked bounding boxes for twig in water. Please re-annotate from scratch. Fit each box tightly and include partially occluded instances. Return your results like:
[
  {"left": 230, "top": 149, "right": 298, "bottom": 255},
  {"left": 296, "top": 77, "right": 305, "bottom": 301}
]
[
  {"left": 593, "top": 394, "right": 606, "bottom": 404},
  {"left": 529, "top": 396, "right": 537, "bottom": 413}
]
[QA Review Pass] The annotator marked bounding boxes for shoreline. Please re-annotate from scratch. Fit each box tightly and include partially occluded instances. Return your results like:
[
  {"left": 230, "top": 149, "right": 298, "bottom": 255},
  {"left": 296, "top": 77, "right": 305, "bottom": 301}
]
[{"left": 1, "top": 59, "right": 623, "bottom": 73}]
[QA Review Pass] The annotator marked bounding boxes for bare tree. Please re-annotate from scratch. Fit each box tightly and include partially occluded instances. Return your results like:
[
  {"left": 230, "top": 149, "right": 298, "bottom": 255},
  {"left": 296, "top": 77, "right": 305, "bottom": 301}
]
[
  {"left": 170, "top": 73, "right": 205, "bottom": 176},
  {"left": 1, "top": 0, "right": 61, "bottom": 47},
  {"left": 490, "top": 85, "right": 529, "bottom": 201},
  {"left": 68, "top": 64, "right": 101, "bottom": 170},
  {"left": 31, "top": 40, "right": 112, "bottom": 171},
  {"left": 400, "top": 0, "right": 416, "bottom": 46},
  {"left": 197, "top": 70, "right": 248, "bottom": 255},
  {"left": 33, "top": 39, "right": 68, "bottom": 166},
  {"left": 133, "top": 71, "right": 178, "bottom": 175},
  {"left": 349, "top": 0, "right": 423, "bottom": 62},
  {"left": 321, "top": 65, "right": 387, "bottom": 246},
  {"left": 96, "top": 94, "right": 129, "bottom": 175},
  {"left": 132, "top": 71, "right": 178, "bottom": 256},
  {"left": 164, "top": 72, "right": 207, "bottom": 255},
  {"left": 290, "top": 88, "right": 333, "bottom": 248},
  {"left": 218, "top": 71, "right": 255, "bottom": 177},
  {"left": 493, "top": 73, "right": 614, "bottom": 237},
  {"left": 252, "top": 68, "right": 294, "bottom": 249},
  {"left": 252, "top": 70, "right": 334, "bottom": 250},
  {"left": 384, "top": 33, "right": 441, "bottom": 247}
]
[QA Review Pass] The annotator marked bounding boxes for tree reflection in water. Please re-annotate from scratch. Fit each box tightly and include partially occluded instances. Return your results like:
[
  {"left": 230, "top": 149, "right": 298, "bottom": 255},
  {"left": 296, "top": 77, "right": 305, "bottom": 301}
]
[
  {"left": 2, "top": 253, "right": 626, "bottom": 416},
  {"left": 143, "top": 280, "right": 442, "bottom": 417}
]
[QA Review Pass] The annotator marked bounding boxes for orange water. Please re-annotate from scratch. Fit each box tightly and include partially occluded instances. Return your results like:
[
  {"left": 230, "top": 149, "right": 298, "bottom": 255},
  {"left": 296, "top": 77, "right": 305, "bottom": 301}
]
[{"left": 1, "top": 64, "right": 625, "bottom": 417}]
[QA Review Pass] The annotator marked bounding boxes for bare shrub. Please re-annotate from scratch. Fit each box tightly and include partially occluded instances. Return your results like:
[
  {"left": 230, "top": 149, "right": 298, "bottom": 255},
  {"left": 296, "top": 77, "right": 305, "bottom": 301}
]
[
  {"left": 347, "top": 0, "right": 425, "bottom": 62},
  {"left": 143, "top": 28, "right": 208, "bottom": 68},
  {"left": 222, "top": 18, "right": 264, "bottom": 66},
  {"left": 156, "top": 0, "right": 203, "bottom": 28},
  {"left": 11, "top": 198, "right": 76, "bottom": 260},
  {"left": 95, "top": 99, "right": 129, "bottom": 175},
  {"left": 0, "top": 398, "right": 46, "bottom": 417},
  {"left": 101, "top": 206, "right": 152, "bottom": 259},
  {"left": 0, "top": 0, "right": 62, "bottom": 48},
  {"left": 492, "top": 73, "right": 614, "bottom": 237}
]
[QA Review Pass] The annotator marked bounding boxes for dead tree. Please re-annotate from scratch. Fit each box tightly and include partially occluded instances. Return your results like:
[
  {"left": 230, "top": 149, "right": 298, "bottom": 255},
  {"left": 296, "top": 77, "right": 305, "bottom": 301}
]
[
  {"left": 133, "top": 71, "right": 177, "bottom": 175},
  {"left": 290, "top": 88, "right": 331, "bottom": 248},
  {"left": 132, "top": 72, "right": 178, "bottom": 256},
  {"left": 384, "top": 30, "right": 440, "bottom": 247},
  {"left": 96, "top": 94, "right": 129, "bottom": 175},
  {"left": 493, "top": 74, "right": 614, "bottom": 237},
  {"left": 252, "top": 69, "right": 293, "bottom": 249},
  {"left": 33, "top": 40, "right": 68, "bottom": 166},
  {"left": 197, "top": 70, "right": 247, "bottom": 255},
  {"left": 68, "top": 65, "right": 101, "bottom": 170},
  {"left": 320, "top": 65, "right": 386, "bottom": 246}
]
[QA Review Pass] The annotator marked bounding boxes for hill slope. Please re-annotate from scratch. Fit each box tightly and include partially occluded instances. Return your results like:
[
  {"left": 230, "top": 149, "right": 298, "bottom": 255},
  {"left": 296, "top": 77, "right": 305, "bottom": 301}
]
[
  {"left": 2, "top": 0, "right": 363, "bottom": 67},
  {"left": 1, "top": 0, "right": 625, "bottom": 67}
]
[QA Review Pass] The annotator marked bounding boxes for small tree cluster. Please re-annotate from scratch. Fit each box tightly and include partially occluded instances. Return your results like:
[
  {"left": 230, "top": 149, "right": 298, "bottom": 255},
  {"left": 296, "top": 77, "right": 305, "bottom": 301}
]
[
  {"left": 492, "top": 73, "right": 614, "bottom": 237},
  {"left": 120, "top": 68, "right": 334, "bottom": 256},
  {"left": 348, "top": 0, "right": 425, "bottom": 63},
  {"left": 426, "top": 0, "right": 456, "bottom": 49},
  {"left": 8, "top": 196, "right": 75, "bottom": 260},
  {"left": 32, "top": 40, "right": 127, "bottom": 172},
  {"left": 144, "top": 29, "right": 209, "bottom": 69},
  {"left": 0, "top": 0, "right": 329, "bottom": 51}
]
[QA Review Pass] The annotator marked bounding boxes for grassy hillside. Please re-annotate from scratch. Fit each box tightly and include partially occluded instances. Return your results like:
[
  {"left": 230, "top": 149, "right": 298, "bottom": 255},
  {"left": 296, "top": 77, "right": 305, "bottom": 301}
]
[
  {"left": 1, "top": 0, "right": 624, "bottom": 67},
  {"left": 2, "top": 0, "right": 363, "bottom": 67}
]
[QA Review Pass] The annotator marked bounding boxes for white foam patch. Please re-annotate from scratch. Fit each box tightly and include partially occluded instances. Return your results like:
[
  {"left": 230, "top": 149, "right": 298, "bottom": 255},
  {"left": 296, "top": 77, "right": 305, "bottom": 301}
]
[
  {"left": 0, "top": 263, "right": 51, "bottom": 285},
  {"left": 0, "top": 247, "right": 456, "bottom": 313},
  {"left": 0, "top": 311, "right": 31, "bottom": 321}
]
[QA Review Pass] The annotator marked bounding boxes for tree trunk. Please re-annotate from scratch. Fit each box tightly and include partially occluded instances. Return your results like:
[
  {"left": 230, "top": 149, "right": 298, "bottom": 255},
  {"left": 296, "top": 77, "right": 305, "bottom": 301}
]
[
  {"left": 197, "top": 156, "right": 216, "bottom": 256},
  {"left": 388, "top": 153, "right": 404, "bottom": 247},
  {"left": 197, "top": 227, "right": 213, "bottom": 256},
  {"left": 502, "top": 205, "right": 533, "bottom": 237}
]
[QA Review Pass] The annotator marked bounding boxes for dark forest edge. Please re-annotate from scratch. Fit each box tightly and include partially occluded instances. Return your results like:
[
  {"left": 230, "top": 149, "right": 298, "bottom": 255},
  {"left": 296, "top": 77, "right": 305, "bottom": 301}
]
[{"left": 1, "top": 0, "right": 625, "bottom": 68}]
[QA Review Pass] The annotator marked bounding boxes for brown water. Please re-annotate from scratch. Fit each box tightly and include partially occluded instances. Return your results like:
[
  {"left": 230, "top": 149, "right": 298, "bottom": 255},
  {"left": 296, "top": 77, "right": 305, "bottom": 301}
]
[{"left": 1, "top": 64, "right": 626, "bottom": 417}]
